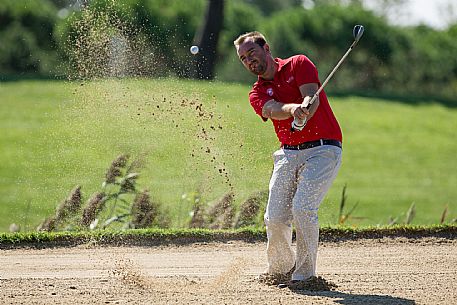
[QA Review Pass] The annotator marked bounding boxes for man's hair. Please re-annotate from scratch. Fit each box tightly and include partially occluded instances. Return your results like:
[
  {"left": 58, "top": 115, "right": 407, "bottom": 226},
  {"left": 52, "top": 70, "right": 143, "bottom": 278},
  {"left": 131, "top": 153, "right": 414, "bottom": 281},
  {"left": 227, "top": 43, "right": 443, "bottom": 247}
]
[{"left": 233, "top": 31, "right": 267, "bottom": 48}]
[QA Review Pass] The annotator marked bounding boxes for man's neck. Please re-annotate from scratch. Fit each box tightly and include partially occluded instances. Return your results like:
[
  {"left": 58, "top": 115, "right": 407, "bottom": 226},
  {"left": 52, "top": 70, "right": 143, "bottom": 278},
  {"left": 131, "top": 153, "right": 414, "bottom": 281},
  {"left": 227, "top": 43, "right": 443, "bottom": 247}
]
[{"left": 260, "top": 57, "right": 277, "bottom": 81}]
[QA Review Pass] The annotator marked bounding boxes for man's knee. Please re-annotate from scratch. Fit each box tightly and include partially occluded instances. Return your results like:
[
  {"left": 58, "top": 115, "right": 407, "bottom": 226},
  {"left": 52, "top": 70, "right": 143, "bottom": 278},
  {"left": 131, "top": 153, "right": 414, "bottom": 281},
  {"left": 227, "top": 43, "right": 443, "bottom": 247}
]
[
  {"left": 264, "top": 213, "right": 292, "bottom": 228},
  {"left": 292, "top": 208, "right": 319, "bottom": 225}
]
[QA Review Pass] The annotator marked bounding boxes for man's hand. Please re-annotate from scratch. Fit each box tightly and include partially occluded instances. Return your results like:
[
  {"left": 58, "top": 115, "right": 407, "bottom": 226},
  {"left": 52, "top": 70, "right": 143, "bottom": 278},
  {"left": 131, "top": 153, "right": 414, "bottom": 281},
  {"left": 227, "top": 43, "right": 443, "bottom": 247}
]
[
  {"left": 261, "top": 96, "right": 313, "bottom": 123},
  {"left": 290, "top": 96, "right": 311, "bottom": 129},
  {"left": 291, "top": 96, "right": 311, "bottom": 120}
]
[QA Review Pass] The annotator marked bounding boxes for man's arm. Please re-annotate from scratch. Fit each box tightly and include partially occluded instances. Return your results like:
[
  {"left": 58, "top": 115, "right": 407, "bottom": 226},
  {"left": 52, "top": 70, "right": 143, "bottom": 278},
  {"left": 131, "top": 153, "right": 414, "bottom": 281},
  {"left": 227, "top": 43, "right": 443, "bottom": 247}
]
[
  {"left": 298, "top": 83, "right": 320, "bottom": 120},
  {"left": 261, "top": 99, "right": 308, "bottom": 120},
  {"left": 261, "top": 82, "right": 320, "bottom": 121}
]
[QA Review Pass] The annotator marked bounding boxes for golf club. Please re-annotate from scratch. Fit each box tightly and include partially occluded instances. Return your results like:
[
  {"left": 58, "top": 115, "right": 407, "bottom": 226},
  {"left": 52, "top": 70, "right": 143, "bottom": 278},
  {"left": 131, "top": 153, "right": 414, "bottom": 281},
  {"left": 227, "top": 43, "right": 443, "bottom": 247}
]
[{"left": 291, "top": 24, "right": 364, "bottom": 131}]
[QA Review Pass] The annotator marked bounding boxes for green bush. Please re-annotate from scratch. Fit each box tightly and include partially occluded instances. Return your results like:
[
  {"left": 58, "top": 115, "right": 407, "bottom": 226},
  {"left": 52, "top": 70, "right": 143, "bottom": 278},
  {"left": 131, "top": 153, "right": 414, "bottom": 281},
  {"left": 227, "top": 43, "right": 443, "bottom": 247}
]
[
  {"left": 401, "top": 25, "right": 457, "bottom": 99},
  {"left": 215, "top": 0, "right": 263, "bottom": 83},
  {"left": 55, "top": 0, "right": 205, "bottom": 78},
  {"left": 260, "top": 5, "right": 395, "bottom": 91},
  {"left": 252, "top": 4, "right": 457, "bottom": 101},
  {"left": 1, "top": 1, "right": 456, "bottom": 101},
  {"left": 0, "top": 0, "right": 59, "bottom": 76}
]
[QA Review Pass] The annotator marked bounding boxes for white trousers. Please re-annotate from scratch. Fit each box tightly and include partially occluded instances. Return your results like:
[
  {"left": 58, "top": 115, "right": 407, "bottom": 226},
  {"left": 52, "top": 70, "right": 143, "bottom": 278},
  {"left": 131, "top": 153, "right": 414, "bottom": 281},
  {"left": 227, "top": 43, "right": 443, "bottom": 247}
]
[{"left": 264, "top": 144, "right": 342, "bottom": 281}]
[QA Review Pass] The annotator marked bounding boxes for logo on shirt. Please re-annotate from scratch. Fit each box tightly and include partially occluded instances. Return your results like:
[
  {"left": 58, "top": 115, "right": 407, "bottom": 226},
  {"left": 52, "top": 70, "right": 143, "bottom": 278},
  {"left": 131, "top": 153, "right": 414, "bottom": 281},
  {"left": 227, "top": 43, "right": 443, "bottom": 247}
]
[
  {"left": 286, "top": 76, "right": 294, "bottom": 83},
  {"left": 267, "top": 88, "right": 274, "bottom": 96}
]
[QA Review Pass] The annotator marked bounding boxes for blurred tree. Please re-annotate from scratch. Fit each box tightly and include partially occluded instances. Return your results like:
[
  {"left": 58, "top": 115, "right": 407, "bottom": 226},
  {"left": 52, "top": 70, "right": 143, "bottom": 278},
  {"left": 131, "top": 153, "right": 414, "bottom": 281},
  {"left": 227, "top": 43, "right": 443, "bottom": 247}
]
[
  {"left": 0, "top": 0, "right": 59, "bottom": 77},
  {"left": 243, "top": 0, "right": 302, "bottom": 16},
  {"left": 1, "top": 0, "right": 455, "bottom": 100},
  {"left": 48, "top": 0, "right": 74, "bottom": 8},
  {"left": 57, "top": 0, "right": 205, "bottom": 78},
  {"left": 261, "top": 4, "right": 398, "bottom": 92},
  {"left": 215, "top": 0, "right": 261, "bottom": 83},
  {"left": 193, "top": 0, "right": 224, "bottom": 79},
  {"left": 304, "top": 0, "right": 407, "bottom": 11}
]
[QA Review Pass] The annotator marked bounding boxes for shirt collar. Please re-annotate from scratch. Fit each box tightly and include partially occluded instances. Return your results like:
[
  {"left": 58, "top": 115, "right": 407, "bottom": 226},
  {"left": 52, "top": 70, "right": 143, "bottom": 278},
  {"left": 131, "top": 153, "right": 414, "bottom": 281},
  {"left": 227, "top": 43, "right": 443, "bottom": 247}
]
[
  {"left": 276, "top": 57, "right": 293, "bottom": 72},
  {"left": 257, "top": 57, "right": 293, "bottom": 84}
]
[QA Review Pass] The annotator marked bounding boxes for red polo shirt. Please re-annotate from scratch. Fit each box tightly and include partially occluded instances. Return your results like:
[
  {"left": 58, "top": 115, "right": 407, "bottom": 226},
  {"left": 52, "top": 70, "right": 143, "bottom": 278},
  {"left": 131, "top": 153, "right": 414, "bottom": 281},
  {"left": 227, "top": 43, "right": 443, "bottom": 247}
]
[{"left": 249, "top": 55, "right": 342, "bottom": 146}]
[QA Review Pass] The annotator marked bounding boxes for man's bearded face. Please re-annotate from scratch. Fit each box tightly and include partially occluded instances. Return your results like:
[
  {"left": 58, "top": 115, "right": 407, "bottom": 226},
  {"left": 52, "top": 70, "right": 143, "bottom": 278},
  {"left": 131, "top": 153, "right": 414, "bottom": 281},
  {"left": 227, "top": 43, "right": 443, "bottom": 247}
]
[{"left": 237, "top": 40, "right": 268, "bottom": 76}]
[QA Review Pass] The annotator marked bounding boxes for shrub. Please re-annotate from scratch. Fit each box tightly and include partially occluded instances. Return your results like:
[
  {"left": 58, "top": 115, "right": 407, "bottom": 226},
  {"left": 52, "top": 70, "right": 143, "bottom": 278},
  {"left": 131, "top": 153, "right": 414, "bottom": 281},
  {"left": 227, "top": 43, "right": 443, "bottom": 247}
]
[{"left": 0, "top": 0, "right": 60, "bottom": 76}]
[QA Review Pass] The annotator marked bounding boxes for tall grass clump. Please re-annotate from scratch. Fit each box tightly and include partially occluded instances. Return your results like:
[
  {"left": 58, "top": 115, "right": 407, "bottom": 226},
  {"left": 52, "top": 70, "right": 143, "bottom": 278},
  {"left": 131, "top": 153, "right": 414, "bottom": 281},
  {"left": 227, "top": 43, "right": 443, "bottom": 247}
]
[
  {"left": 37, "top": 186, "right": 82, "bottom": 231},
  {"left": 37, "top": 154, "right": 167, "bottom": 232},
  {"left": 337, "top": 184, "right": 362, "bottom": 225}
]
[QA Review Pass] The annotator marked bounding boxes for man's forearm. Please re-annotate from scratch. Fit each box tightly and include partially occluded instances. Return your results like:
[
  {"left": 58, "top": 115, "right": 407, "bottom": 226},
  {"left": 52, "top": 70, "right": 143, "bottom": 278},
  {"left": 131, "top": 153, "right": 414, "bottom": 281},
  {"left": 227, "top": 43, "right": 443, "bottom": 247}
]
[
  {"left": 262, "top": 100, "right": 296, "bottom": 120},
  {"left": 262, "top": 98, "right": 318, "bottom": 121}
]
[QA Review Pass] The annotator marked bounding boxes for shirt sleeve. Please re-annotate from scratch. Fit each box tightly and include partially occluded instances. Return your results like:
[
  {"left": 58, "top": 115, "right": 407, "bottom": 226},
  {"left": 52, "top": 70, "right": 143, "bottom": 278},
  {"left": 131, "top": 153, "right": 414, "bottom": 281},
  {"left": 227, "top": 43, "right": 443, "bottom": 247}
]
[
  {"left": 293, "top": 55, "right": 320, "bottom": 87},
  {"left": 249, "top": 89, "right": 271, "bottom": 122}
]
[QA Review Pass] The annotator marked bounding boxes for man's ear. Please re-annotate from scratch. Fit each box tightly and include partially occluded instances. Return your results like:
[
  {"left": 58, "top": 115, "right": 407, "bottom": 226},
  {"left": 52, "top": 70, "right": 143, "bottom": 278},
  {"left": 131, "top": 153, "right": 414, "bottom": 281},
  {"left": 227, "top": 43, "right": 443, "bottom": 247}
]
[{"left": 264, "top": 43, "right": 270, "bottom": 54}]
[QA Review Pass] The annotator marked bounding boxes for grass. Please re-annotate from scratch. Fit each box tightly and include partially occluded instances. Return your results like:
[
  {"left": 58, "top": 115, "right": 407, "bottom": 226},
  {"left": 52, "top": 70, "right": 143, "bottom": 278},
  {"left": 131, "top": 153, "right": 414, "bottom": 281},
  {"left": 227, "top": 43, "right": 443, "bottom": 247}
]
[
  {"left": 0, "top": 79, "right": 456, "bottom": 232},
  {"left": 1, "top": 225, "right": 456, "bottom": 248},
  {"left": 0, "top": 227, "right": 267, "bottom": 249}
]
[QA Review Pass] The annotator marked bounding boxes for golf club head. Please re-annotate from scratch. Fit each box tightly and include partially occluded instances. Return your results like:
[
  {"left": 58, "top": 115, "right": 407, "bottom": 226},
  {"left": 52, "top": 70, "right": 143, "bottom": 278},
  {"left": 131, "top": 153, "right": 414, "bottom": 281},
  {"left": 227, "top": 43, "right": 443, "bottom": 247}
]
[{"left": 353, "top": 25, "right": 364, "bottom": 42}]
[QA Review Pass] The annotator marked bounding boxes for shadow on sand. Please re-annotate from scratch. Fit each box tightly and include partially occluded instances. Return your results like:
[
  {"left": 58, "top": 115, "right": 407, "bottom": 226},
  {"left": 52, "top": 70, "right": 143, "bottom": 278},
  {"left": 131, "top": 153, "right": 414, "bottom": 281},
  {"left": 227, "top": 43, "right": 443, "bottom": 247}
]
[{"left": 292, "top": 290, "right": 415, "bottom": 305}]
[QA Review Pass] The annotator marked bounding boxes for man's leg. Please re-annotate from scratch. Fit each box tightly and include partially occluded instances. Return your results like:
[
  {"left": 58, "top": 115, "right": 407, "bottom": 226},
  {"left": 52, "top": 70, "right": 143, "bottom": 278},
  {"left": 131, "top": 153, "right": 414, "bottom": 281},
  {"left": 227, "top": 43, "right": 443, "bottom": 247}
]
[
  {"left": 292, "top": 145, "right": 342, "bottom": 281},
  {"left": 264, "top": 149, "right": 297, "bottom": 274}
]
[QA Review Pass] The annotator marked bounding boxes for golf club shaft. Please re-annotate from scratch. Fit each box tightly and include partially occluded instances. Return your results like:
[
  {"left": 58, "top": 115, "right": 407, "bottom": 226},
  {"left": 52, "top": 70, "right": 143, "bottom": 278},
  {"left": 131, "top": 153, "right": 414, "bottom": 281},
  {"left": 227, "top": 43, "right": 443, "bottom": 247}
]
[
  {"left": 293, "top": 42, "right": 355, "bottom": 123},
  {"left": 291, "top": 33, "right": 362, "bottom": 131}
]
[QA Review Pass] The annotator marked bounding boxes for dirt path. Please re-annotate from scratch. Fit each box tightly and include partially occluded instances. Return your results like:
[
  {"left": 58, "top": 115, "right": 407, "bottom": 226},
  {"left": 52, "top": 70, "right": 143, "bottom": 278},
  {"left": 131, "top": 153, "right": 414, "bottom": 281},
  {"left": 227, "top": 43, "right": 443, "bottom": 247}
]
[{"left": 1, "top": 237, "right": 456, "bottom": 305}]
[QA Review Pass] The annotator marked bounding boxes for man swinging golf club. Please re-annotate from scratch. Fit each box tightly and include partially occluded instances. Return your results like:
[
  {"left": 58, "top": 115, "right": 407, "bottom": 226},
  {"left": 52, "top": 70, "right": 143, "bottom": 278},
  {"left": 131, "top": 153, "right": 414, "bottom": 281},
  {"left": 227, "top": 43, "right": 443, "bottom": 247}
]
[{"left": 233, "top": 26, "right": 363, "bottom": 289}]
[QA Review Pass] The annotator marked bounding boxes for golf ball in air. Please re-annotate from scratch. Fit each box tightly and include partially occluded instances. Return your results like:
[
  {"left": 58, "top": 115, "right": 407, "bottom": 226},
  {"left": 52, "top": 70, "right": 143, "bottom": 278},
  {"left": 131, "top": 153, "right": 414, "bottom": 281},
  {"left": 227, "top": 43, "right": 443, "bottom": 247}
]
[{"left": 190, "top": 45, "right": 199, "bottom": 55}]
